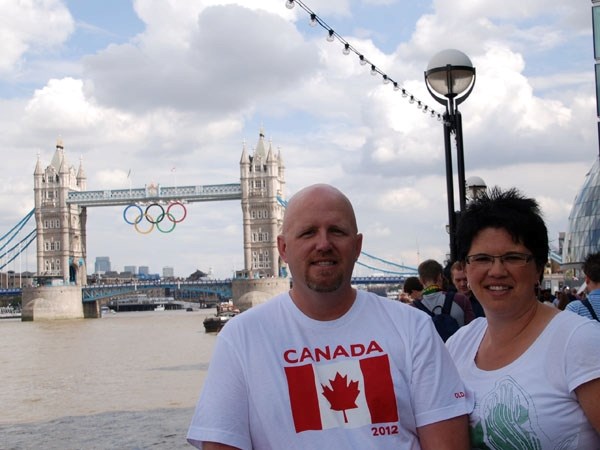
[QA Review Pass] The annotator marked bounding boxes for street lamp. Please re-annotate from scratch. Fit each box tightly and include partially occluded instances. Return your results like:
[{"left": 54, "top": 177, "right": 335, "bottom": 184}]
[
  {"left": 425, "top": 49, "right": 476, "bottom": 262},
  {"left": 466, "top": 175, "right": 487, "bottom": 203}
]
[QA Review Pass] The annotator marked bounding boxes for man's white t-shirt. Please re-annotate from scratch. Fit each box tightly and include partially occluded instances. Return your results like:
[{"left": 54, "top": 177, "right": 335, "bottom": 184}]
[
  {"left": 188, "top": 290, "right": 472, "bottom": 450},
  {"left": 447, "top": 312, "right": 600, "bottom": 450}
]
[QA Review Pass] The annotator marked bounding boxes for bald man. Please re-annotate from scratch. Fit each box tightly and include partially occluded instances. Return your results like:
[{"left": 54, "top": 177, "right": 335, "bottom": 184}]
[{"left": 188, "top": 184, "right": 471, "bottom": 450}]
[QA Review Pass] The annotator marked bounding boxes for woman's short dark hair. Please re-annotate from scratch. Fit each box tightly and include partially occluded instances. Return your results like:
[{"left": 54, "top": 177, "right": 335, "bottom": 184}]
[{"left": 456, "top": 187, "right": 548, "bottom": 272}]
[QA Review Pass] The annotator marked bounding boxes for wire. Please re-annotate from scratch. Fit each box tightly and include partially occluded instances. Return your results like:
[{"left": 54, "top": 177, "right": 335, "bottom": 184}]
[{"left": 284, "top": 0, "right": 442, "bottom": 121}]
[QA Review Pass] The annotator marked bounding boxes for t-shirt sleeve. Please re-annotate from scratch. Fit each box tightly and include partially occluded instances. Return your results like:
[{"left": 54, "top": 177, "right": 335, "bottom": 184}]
[
  {"left": 409, "top": 314, "right": 474, "bottom": 427},
  {"left": 565, "top": 320, "right": 600, "bottom": 393},
  {"left": 187, "top": 332, "right": 252, "bottom": 450}
]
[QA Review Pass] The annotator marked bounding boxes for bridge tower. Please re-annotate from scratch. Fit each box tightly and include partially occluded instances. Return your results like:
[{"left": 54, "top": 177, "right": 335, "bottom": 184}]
[
  {"left": 239, "top": 129, "right": 287, "bottom": 279},
  {"left": 33, "top": 139, "right": 88, "bottom": 286}
]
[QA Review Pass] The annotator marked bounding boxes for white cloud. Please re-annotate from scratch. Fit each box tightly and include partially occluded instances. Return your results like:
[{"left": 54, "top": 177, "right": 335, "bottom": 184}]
[
  {"left": 0, "top": 0, "right": 597, "bottom": 277},
  {"left": 0, "top": 0, "right": 74, "bottom": 74}
]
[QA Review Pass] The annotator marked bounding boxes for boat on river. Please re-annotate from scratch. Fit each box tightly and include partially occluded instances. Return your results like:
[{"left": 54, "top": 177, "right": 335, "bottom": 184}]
[{"left": 203, "top": 303, "right": 240, "bottom": 333}]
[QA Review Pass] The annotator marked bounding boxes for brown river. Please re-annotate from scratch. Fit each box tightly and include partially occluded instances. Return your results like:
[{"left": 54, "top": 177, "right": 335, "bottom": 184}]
[{"left": 0, "top": 309, "right": 217, "bottom": 449}]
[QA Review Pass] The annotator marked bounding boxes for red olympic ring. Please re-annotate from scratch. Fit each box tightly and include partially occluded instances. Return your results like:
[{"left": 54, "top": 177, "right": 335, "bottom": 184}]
[
  {"left": 166, "top": 201, "right": 187, "bottom": 223},
  {"left": 123, "top": 204, "right": 143, "bottom": 225}
]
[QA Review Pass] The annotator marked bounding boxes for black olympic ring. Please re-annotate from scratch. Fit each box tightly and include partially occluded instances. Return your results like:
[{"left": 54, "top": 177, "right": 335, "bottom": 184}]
[{"left": 144, "top": 203, "right": 165, "bottom": 224}]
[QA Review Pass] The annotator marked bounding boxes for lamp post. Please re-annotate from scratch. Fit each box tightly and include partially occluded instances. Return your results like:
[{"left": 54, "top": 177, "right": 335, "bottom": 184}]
[
  {"left": 466, "top": 175, "right": 487, "bottom": 203},
  {"left": 425, "top": 49, "right": 476, "bottom": 262}
]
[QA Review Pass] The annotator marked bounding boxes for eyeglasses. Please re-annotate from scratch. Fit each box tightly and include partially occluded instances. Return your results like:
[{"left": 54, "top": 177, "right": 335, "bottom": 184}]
[{"left": 465, "top": 252, "right": 533, "bottom": 268}]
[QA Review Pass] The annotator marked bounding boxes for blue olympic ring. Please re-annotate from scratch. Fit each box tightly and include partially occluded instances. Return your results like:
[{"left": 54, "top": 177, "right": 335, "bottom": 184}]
[{"left": 123, "top": 204, "right": 143, "bottom": 225}]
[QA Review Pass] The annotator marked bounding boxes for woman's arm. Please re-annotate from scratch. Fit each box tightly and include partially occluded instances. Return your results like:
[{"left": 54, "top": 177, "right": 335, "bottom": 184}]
[{"left": 575, "top": 377, "right": 600, "bottom": 432}]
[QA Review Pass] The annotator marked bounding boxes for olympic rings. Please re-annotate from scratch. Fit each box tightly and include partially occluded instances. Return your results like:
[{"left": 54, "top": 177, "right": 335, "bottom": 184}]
[{"left": 123, "top": 201, "right": 187, "bottom": 234}]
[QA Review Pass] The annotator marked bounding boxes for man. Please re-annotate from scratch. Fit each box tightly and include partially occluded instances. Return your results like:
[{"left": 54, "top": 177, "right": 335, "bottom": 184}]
[
  {"left": 566, "top": 252, "right": 600, "bottom": 321},
  {"left": 450, "top": 260, "right": 485, "bottom": 318},
  {"left": 401, "top": 276, "right": 423, "bottom": 303},
  {"left": 416, "top": 259, "right": 475, "bottom": 329},
  {"left": 187, "top": 184, "right": 471, "bottom": 450}
]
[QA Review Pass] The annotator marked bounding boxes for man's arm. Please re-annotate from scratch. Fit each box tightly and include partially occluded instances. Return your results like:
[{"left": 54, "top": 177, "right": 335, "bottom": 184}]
[
  {"left": 417, "top": 415, "right": 470, "bottom": 450},
  {"left": 202, "top": 442, "right": 241, "bottom": 450}
]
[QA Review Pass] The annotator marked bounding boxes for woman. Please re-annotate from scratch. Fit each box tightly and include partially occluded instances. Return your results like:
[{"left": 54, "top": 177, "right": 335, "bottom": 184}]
[{"left": 446, "top": 188, "right": 600, "bottom": 449}]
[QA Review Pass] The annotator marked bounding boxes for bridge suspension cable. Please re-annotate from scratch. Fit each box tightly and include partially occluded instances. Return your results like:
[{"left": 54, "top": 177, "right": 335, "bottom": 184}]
[
  {"left": 357, "top": 252, "right": 417, "bottom": 276},
  {"left": 0, "top": 209, "right": 37, "bottom": 271}
]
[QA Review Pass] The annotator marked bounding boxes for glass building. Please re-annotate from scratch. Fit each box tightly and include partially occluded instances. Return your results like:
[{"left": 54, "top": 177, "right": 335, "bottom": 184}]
[
  {"left": 562, "top": 157, "right": 600, "bottom": 266},
  {"left": 561, "top": 2, "right": 600, "bottom": 267}
]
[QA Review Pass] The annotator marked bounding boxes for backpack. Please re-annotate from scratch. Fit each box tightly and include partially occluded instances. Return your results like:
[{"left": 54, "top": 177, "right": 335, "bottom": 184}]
[
  {"left": 581, "top": 299, "right": 600, "bottom": 322},
  {"left": 413, "top": 291, "right": 460, "bottom": 342}
]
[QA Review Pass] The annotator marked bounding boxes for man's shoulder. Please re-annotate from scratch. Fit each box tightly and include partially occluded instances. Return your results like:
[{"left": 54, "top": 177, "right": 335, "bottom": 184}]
[
  {"left": 565, "top": 299, "right": 584, "bottom": 312},
  {"left": 445, "top": 291, "right": 468, "bottom": 306}
]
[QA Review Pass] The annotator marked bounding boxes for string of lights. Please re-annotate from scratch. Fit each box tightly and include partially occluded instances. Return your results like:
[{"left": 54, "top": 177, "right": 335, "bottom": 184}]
[{"left": 284, "top": 0, "right": 443, "bottom": 121}]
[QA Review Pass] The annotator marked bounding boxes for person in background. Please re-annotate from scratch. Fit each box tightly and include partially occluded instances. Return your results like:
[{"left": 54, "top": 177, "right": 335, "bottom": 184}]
[
  {"left": 187, "top": 184, "right": 471, "bottom": 450},
  {"left": 446, "top": 187, "right": 600, "bottom": 449},
  {"left": 566, "top": 251, "right": 600, "bottom": 321},
  {"left": 401, "top": 276, "right": 423, "bottom": 303},
  {"left": 416, "top": 259, "right": 475, "bottom": 327},
  {"left": 450, "top": 260, "right": 485, "bottom": 318}
]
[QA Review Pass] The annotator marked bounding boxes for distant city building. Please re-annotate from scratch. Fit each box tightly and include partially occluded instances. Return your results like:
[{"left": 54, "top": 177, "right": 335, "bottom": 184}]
[
  {"left": 94, "top": 256, "right": 111, "bottom": 274},
  {"left": 124, "top": 265, "right": 137, "bottom": 275},
  {"left": 162, "top": 266, "right": 174, "bottom": 278},
  {"left": 138, "top": 266, "right": 150, "bottom": 276}
]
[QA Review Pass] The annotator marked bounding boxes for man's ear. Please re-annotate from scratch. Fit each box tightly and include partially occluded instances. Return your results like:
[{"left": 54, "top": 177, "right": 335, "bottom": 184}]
[{"left": 277, "top": 235, "right": 288, "bottom": 262}]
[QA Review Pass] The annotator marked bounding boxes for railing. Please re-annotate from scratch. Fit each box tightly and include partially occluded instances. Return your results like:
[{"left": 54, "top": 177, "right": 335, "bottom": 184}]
[{"left": 66, "top": 183, "right": 242, "bottom": 207}]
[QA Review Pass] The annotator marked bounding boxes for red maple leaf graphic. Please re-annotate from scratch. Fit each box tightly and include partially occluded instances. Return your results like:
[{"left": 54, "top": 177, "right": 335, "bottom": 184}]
[{"left": 321, "top": 372, "right": 360, "bottom": 423}]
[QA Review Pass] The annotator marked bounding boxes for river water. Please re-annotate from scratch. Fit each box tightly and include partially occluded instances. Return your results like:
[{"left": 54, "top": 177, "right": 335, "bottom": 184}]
[{"left": 0, "top": 309, "right": 218, "bottom": 449}]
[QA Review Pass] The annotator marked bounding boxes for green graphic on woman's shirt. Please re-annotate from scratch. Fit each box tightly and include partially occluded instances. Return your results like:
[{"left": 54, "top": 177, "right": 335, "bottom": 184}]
[{"left": 471, "top": 377, "right": 542, "bottom": 450}]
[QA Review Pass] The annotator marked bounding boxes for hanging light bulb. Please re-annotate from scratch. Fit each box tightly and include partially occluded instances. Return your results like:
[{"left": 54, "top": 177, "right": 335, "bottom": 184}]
[
  {"left": 409, "top": 95, "right": 415, "bottom": 104},
  {"left": 370, "top": 65, "right": 377, "bottom": 76},
  {"left": 285, "top": 0, "right": 295, "bottom": 9},
  {"left": 343, "top": 43, "right": 350, "bottom": 55},
  {"left": 417, "top": 100, "right": 422, "bottom": 109},
  {"left": 309, "top": 13, "right": 317, "bottom": 27},
  {"left": 401, "top": 89, "right": 408, "bottom": 98},
  {"left": 359, "top": 55, "right": 367, "bottom": 65},
  {"left": 393, "top": 82, "right": 400, "bottom": 91},
  {"left": 326, "top": 29, "right": 335, "bottom": 42},
  {"left": 382, "top": 74, "right": 389, "bottom": 84}
]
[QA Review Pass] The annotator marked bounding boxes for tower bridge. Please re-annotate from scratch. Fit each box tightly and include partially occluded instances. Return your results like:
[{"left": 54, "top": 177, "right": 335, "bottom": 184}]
[
  {"left": 3, "top": 129, "right": 417, "bottom": 320},
  {"left": 20, "top": 130, "right": 290, "bottom": 320}
]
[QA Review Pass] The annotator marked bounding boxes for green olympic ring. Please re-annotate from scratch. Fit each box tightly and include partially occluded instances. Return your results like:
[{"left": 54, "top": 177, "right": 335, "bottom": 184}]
[{"left": 156, "top": 212, "right": 176, "bottom": 233}]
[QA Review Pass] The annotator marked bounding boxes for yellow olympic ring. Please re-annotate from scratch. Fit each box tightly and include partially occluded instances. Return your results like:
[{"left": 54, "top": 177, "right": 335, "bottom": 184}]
[{"left": 134, "top": 213, "right": 155, "bottom": 234}]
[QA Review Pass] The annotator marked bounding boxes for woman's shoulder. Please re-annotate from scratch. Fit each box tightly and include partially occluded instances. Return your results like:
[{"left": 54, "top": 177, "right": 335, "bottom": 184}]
[{"left": 446, "top": 318, "right": 487, "bottom": 351}]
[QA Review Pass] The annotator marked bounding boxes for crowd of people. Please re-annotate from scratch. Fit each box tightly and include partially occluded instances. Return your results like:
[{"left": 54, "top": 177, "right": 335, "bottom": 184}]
[{"left": 187, "top": 183, "right": 600, "bottom": 450}]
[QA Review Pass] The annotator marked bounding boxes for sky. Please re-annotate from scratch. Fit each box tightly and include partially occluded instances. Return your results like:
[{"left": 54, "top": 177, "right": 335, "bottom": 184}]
[{"left": 0, "top": 0, "right": 597, "bottom": 279}]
